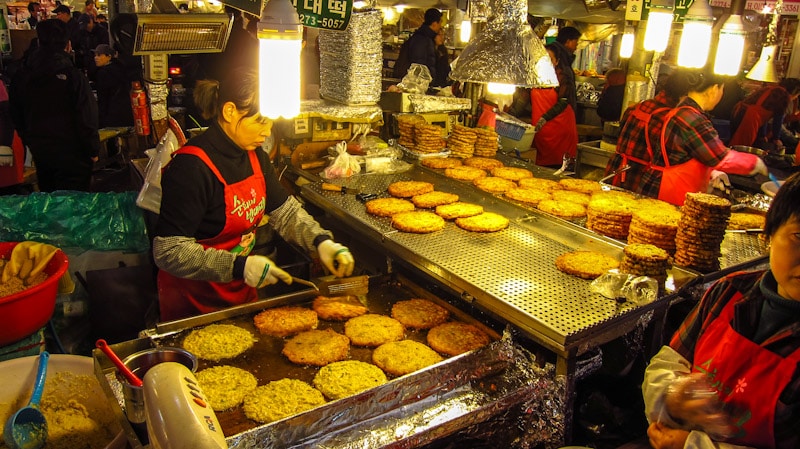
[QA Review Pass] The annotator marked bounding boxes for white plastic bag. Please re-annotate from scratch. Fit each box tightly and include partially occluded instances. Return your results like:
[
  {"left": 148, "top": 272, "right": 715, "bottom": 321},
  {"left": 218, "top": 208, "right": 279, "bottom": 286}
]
[
  {"left": 322, "top": 141, "right": 361, "bottom": 179},
  {"left": 136, "top": 129, "right": 180, "bottom": 214},
  {"left": 398, "top": 63, "right": 432, "bottom": 94}
]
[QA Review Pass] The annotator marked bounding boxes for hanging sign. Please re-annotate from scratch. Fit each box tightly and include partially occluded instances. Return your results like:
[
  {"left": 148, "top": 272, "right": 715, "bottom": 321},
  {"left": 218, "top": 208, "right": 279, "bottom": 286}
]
[
  {"left": 291, "top": 0, "right": 352, "bottom": 31},
  {"left": 626, "top": 0, "right": 645, "bottom": 20},
  {"left": 709, "top": 0, "right": 800, "bottom": 15},
  {"left": 672, "top": 0, "right": 694, "bottom": 22}
]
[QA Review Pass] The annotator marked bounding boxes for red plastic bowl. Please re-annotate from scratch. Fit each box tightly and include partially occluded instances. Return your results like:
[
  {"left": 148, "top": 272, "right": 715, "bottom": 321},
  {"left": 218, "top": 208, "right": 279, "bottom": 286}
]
[{"left": 0, "top": 242, "right": 69, "bottom": 347}]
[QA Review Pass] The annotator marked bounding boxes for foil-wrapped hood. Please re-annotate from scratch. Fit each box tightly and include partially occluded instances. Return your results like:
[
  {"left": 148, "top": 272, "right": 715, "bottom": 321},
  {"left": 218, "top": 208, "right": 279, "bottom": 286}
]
[{"left": 450, "top": 0, "right": 559, "bottom": 88}]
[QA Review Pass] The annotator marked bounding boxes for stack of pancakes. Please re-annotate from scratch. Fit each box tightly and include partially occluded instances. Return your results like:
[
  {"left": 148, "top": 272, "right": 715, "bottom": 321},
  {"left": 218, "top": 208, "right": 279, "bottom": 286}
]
[
  {"left": 447, "top": 124, "right": 477, "bottom": 158},
  {"left": 628, "top": 205, "right": 681, "bottom": 255},
  {"left": 586, "top": 194, "right": 637, "bottom": 240},
  {"left": 473, "top": 127, "right": 499, "bottom": 157},
  {"left": 674, "top": 193, "right": 732, "bottom": 272},
  {"left": 396, "top": 114, "right": 425, "bottom": 149},
  {"left": 620, "top": 243, "right": 671, "bottom": 282},
  {"left": 413, "top": 123, "right": 446, "bottom": 153}
]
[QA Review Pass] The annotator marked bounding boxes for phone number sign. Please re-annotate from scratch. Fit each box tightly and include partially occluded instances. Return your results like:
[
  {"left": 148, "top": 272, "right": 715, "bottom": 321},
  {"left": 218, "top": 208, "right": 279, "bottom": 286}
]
[{"left": 291, "top": 0, "right": 352, "bottom": 31}]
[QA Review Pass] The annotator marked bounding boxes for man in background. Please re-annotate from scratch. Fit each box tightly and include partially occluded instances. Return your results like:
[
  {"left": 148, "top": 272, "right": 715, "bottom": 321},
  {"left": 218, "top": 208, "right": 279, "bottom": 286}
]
[
  {"left": 392, "top": 8, "right": 442, "bottom": 81},
  {"left": 26, "top": 2, "right": 42, "bottom": 29}
]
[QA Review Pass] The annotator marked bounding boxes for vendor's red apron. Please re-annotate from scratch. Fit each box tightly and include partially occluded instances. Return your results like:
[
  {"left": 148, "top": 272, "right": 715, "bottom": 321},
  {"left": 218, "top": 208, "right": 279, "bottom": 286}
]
[
  {"left": 618, "top": 106, "right": 710, "bottom": 206},
  {"left": 729, "top": 88, "right": 776, "bottom": 147},
  {"left": 692, "top": 291, "right": 800, "bottom": 448},
  {"left": 531, "top": 88, "right": 578, "bottom": 167},
  {"left": 158, "top": 146, "right": 266, "bottom": 321}
]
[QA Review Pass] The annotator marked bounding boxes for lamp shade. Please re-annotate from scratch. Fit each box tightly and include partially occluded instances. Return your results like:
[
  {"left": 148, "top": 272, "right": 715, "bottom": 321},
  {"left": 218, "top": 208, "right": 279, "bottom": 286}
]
[
  {"left": 450, "top": 0, "right": 558, "bottom": 88},
  {"left": 714, "top": 14, "right": 746, "bottom": 76},
  {"left": 257, "top": 0, "right": 303, "bottom": 119},
  {"left": 746, "top": 45, "right": 779, "bottom": 83}
]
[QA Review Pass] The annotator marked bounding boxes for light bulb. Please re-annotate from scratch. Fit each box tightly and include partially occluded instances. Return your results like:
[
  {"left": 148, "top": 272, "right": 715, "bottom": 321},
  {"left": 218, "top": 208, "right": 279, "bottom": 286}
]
[
  {"left": 460, "top": 19, "right": 471, "bottom": 42},
  {"left": 487, "top": 83, "right": 516, "bottom": 95},
  {"left": 643, "top": 10, "right": 673, "bottom": 52},
  {"left": 620, "top": 25, "right": 634, "bottom": 58},
  {"left": 714, "top": 14, "right": 746, "bottom": 76},
  {"left": 257, "top": 0, "right": 303, "bottom": 119},
  {"left": 678, "top": 22, "right": 712, "bottom": 67}
]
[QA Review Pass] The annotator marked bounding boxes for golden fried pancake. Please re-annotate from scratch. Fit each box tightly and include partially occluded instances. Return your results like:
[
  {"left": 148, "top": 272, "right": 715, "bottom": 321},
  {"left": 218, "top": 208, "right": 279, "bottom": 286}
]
[
  {"left": 504, "top": 187, "right": 551, "bottom": 206},
  {"left": 537, "top": 199, "right": 587, "bottom": 219},
  {"left": 365, "top": 197, "right": 415, "bottom": 217},
  {"left": 195, "top": 365, "right": 258, "bottom": 411},
  {"left": 243, "top": 379, "right": 326, "bottom": 423},
  {"left": 444, "top": 166, "right": 487, "bottom": 182},
  {"left": 727, "top": 212, "right": 765, "bottom": 230},
  {"left": 518, "top": 177, "right": 561, "bottom": 192},
  {"left": 455, "top": 212, "right": 509, "bottom": 232},
  {"left": 551, "top": 190, "right": 591, "bottom": 206},
  {"left": 558, "top": 178, "right": 602, "bottom": 194},
  {"left": 344, "top": 314, "right": 405, "bottom": 347},
  {"left": 391, "top": 298, "right": 450, "bottom": 329},
  {"left": 182, "top": 324, "right": 256, "bottom": 362},
  {"left": 253, "top": 306, "right": 318, "bottom": 337},
  {"left": 282, "top": 329, "right": 350, "bottom": 366},
  {"left": 462, "top": 156, "right": 504, "bottom": 170},
  {"left": 372, "top": 340, "right": 444, "bottom": 376},
  {"left": 555, "top": 251, "right": 619, "bottom": 280},
  {"left": 491, "top": 166, "right": 534, "bottom": 181},
  {"left": 427, "top": 322, "right": 491, "bottom": 356},
  {"left": 387, "top": 181, "right": 434, "bottom": 198},
  {"left": 411, "top": 191, "right": 459, "bottom": 208},
  {"left": 391, "top": 211, "right": 446, "bottom": 233},
  {"left": 435, "top": 202, "right": 484, "bottom": 220},
  {"left": 420, "top": 157, "right": 463, "bottom": 169},
  {"left": 312, "top": 295, "right": 368, "bottom": 321},
  {"left": 312, "top": 360, "right": 388, "bottom": 400},
  {"left": 473, "top": 176, "right": 516, "bottom": 194}
]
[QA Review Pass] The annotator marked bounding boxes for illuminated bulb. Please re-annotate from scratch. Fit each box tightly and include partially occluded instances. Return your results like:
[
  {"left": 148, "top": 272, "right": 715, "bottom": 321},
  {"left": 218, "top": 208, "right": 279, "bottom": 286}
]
[
  {"left": 382, "top": 7, "right": 396, "bottom": 23},
  {"left": 395, "top": 4, "right": 406, "bottom": 12},
  {"left": 677, "top": 0, "right": 713, "bottom": 68},
  {"left": 257, "top": 0, "right": 302, "bottom": 119},
  {"left": 487, "top": 83, "right": 516, "bottom": 95},
  {"left": 714, "top": 15, "right": 746, "bottom": 75},
  {"left": 643, "top": 10, "right": 673, "bottom": 52},
  {"left": 620, "top": 25, "right": 634, "bottom": 58},
  {"left": 460, "top": 19, "right": 471, "bottom": 42}
]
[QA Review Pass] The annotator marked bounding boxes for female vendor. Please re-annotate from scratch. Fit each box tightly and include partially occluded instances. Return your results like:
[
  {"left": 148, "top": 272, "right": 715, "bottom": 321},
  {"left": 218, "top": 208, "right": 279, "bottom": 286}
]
[
  {"left": 606, "top": 67, "right": 766, "bottom": 206},
  {"left": 643, "top": 172, "right": 800, "bottom": 449},
  {"left": 152, "top": 68, "right": 355, "bottom": 321}
]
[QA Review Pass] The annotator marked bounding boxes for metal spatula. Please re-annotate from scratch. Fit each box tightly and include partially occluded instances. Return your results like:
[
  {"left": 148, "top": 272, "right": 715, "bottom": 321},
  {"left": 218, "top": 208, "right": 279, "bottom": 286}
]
[{"left": 291, "top": 275, "right": 369, "bottom": 296}]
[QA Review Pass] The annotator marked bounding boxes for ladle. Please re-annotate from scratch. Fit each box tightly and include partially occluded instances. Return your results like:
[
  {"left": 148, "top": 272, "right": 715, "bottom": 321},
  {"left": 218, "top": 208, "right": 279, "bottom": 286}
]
[
  {"left": 96, "top": 339, "right": 143, "bottom": 387},
  {"left": 3, "top": 351, "right": 50, "bottom": 449}
]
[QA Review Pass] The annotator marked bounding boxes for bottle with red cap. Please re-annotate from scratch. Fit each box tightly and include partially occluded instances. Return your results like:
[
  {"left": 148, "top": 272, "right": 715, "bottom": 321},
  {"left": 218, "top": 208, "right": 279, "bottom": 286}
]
[{"left": 130, "top": 81, "right": 151, "bottom": 136}]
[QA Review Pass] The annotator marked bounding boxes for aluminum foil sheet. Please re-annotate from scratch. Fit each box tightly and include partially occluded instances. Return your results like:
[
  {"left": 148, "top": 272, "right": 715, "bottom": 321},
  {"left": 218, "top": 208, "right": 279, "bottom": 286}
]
[
  {"left": 408, "top": 94, "right": 472, "bottom": 113},
  {"left": 145, "top": 81, "right": 168, "bottom": 121},
  {"left": 319, "top": 10, "right": 382, "bottom": 105},
  {"left": 300, "top": 99, "right": 383, "bottom": 124},
  {"left": 450, "top": 0, "right": 558, "bottom": 88}
]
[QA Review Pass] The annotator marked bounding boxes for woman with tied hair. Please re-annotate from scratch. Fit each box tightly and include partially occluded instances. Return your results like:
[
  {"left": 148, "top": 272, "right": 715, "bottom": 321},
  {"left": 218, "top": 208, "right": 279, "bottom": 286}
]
[
  {"left": 153, "top": 68, "right": 355, "bottom": 321},
  {"left": 605, "top": 67, "right": 765, "bottom": 206},
  {"left": 642, "top": 171, "right": 800, "bottom": 449}
]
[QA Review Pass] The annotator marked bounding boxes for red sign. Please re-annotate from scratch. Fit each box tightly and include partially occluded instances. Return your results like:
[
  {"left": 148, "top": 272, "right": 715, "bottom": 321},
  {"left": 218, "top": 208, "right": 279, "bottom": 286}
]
[{"left": 710, "top": 0, "right": 800, "bottom": 15}]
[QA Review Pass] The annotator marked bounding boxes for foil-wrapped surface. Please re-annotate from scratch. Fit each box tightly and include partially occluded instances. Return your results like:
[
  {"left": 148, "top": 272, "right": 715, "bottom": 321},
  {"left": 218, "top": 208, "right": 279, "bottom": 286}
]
[
  {"left": 450, "top": 0, "right": 558, "bottom": 88},
  {"left": 299, "top": 99, "right": 383, "bottom": 124},
  {"left": 319, "top": 10, "right": 382, "bottom": 105},
  {"left": 408, "top": 94, "right": 472, "bottom": 113},
  {"left": 145, "top": 81, "right": 168, "bottom": 121}
]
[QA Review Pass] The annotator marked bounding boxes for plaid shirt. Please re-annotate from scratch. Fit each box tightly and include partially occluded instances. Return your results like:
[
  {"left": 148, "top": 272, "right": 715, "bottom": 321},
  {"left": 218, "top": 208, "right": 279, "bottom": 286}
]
[
  {"left": 606, "top": 95, "right": 729, "bottom": 199},
  {"left": 670, "top": 270, "right": 800, "bottom": 449}
]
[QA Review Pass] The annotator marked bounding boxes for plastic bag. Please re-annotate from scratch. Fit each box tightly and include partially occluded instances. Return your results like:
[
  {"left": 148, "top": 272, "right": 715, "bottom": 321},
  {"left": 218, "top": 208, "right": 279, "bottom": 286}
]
[
  {"left": 136, "top": 129, "right": 181, "bottom": 214},
  {"left": 590, "top": 270, "right": 659, "bottom": 304},
  {"left": 364, "top": 156, "right": 412, "bottom": 174},
  {"left": 398, "top": 63, "right": 433, "bottom": 94},
  {"left": 322, "top": 141, "right": 361, "bottom": 179}
]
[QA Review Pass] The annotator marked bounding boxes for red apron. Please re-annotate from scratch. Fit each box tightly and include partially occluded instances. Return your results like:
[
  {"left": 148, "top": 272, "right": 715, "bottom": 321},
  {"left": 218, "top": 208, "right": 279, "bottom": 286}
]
[
  {"left": 729, "top": 88, "right": 775, "bottom": 147},
  {"left": 158, "top": 146, "right": 267, "bottom": 321},
  {"left": 692, "top": 291, "right": 800, "bottom": 448},
  {"left": 618, "top": 106, "right": 710, "bottom": 206},
  {"left": 531, "top": 88, "right": 578, "bottom": 167}
]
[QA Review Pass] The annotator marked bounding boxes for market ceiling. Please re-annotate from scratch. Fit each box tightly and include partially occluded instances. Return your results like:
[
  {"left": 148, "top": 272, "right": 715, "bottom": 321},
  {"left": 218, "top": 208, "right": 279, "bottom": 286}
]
[{"left": 374, "top": 0, "right": 627, "bottom": 23}]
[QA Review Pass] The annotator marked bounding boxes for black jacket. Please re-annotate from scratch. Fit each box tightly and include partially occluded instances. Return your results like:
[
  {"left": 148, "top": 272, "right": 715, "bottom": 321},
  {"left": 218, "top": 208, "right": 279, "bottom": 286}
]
[
  {"left": 9, "top": 47, "right": 100, "bottom": 158},
  {"left": 394, "top": 25, "right": 437, "bottom": 81},
  {"left": 549, "top": 41, "right": 578, "bottom": 110},
  {"left": 95, "top": 59, "right": 134, "bottom": 128}
]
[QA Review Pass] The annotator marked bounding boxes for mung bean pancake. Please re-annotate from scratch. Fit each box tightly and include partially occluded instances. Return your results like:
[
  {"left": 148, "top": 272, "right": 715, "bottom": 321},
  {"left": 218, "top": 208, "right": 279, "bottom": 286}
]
[
  {"left": 455, "top": 212, "right": 509, "bottom": 232},
  {"left": 435, "top": 202, "right": 484, "bottom": 220},
  {"left": 473, "top": 176, "right": 516, "bottom": 194},
  {"left": 391, "top": 298, "right": 450, "bottom": 329},
  {"left": 391, "top": 211, "right": 446, "bottom": 233},
  {"left": 420, "top": 157, "right": 462, "bottom": 169},
  {"left": 312, "top": 295, "right": 368, "bottom": 321},
  {"left": 444, "top": 165, "right": 487, "bottom": 182},
  {"left": 282, "top": 329, "right": 350, "bottom": 366},
  {"left": 365, "top": 197, "right": 415, "bottom": 217},
  {"left": 555, "top": 250, "right": 620, "bottom": 280},
  {"left": 518, "top": 177, "right": 561, "bottom": 192},
  {"left": 372, "top": 340, "right": 444, "bottom": 376},
  {"left": 195, "top": 365, "right": 258, "bottom": 411},
  {"left": 411, "top": 191, "right": 459, "bottom": 208},
  {"left": 427, "top": 322, "right": 491, "bottom": 356},
  {"left": 312, "top": 360, "right": 388, "bottom": 400},
  {"left": 537, "top": 199, "right": 587, "bottom": 219},
  {"left": 462, "top": 156, "right": 504, "bottom": 170},
  {"left": 491, "top": 166, "right": 533, "bottom": 181},
  {"left": 242, "top": 379, "right": 326, "bottom": 423},
  {"left": 727, "top": 212, "right": 765, "bottom": 230},
  {"left": 387, "top": 181, "right": 434, "bottom": 198},
  {"left": 344, "top": 314, "right": 406, "bottom": 347},
  {"left": 182, "top": 324, "right": 256, "bottom": 362},
  {"left": 558, "top": 178, "right": 602, "bottom": 194},
  {"left": 253, "top": 306, "right": 318, "bottom": 337},
  {"left": 504, "top": 187, "right": 551, "bottom": 206}
]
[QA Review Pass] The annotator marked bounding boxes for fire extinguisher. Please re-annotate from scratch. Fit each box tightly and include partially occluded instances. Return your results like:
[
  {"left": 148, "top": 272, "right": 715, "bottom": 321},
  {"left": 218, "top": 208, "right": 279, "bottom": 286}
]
[{"left": 130, "top": 81, "right": 151, "bottom": 136}]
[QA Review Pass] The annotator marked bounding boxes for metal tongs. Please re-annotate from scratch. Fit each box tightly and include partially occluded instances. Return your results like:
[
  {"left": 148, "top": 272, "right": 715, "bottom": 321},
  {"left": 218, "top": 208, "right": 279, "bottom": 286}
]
[
  {"left": 290, "top": 275, "right": 370, "bottom": 296},
  {"left": 725, "top": 228, "right": 764, "bottom": 234},
  {"left": 599, "top": 164, "right": 631, "bottom": 184}
]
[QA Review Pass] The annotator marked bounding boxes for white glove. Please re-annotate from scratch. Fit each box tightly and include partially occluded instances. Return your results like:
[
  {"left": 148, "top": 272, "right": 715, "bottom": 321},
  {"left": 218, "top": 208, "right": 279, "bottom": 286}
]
[
  {"left": 708, "top": 170, "right": 731, "bottom": 193},
  {"left": 0, "top": 146, "right": 13, "bottom": 167},
  {"left": 318, "top": 239, "right": 355, "bottom": 278},
  {"left": 244, "top": 255, "right": 291, "bottom": 288},
  {"left": 750, "top": 157, "right": 768, "bottom": 177}
]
